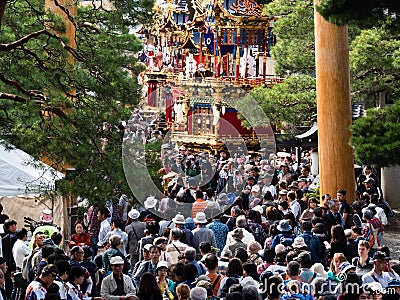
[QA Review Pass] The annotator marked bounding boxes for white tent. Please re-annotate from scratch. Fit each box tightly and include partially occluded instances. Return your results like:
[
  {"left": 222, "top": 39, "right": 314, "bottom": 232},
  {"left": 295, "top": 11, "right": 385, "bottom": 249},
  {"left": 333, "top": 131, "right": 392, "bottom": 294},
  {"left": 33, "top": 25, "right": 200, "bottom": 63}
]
[
  {"left": 0, "top": 143, "right": 66, "bottom": 232},
  {"left": 0, "top": 142, "right": 64, "bottom": 197}
]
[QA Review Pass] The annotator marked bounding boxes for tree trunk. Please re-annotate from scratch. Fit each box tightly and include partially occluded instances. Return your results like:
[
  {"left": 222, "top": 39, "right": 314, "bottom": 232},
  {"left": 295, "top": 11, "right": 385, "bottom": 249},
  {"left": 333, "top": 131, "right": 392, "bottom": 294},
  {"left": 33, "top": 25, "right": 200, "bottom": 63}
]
[
  {"left": 314, "top": 1, "right": 355, "bottom": 202},
  {"left": 0, "top": 0, "right": 8, "bottom": 28}
]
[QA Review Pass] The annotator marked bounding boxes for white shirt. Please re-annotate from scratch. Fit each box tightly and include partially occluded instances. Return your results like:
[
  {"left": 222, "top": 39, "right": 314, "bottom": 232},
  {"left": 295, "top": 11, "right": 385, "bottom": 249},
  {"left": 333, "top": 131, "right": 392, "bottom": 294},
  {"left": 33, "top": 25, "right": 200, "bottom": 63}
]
[
  {"left": 98, "top": 219, "right": 111, "bottom": 247},
  {"left": 103, "top": 228, "right": 128, "bottom": 255},
  {"left": 362, "top": 205, "right": 388, "bottom": 226},
  {"left": 362, "top": 270, "right": 400, "bottom": 288},
  {"left": 118, "top": 195, "right": 129, "bottom": 222},
  {"left": 262, "top": 184, "right": 277, "bottom": 198},
  {"left": 289, "top": 200, "right": 301, "bottom": 220},
  {"left": 12, "top": 239, "right": 31, "bottom": 269}
]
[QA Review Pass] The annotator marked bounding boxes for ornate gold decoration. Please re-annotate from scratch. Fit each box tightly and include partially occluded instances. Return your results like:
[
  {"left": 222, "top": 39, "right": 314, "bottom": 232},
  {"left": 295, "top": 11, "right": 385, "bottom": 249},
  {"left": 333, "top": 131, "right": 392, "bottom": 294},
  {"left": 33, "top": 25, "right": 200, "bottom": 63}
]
[{"left": 230, "top": 0, "right": 263, "bottom": 17}]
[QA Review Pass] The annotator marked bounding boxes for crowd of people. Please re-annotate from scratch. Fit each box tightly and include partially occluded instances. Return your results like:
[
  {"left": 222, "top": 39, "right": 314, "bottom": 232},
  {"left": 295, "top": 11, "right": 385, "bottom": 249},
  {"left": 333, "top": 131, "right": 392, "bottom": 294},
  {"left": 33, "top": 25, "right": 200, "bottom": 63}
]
[
  {"left": 0, "top": 109, "right": 398, "bottom": 300},
  {"left": 0, "top": 142, "right": 399, "bottom": 300}
]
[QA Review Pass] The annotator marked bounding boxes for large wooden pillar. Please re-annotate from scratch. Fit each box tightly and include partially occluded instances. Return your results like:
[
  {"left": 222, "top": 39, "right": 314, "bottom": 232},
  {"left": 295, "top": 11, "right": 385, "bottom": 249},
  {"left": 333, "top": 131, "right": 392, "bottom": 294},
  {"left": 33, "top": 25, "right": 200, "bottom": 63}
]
[{"left": 314, "top": 1, "right": 355, "bottom": 202}]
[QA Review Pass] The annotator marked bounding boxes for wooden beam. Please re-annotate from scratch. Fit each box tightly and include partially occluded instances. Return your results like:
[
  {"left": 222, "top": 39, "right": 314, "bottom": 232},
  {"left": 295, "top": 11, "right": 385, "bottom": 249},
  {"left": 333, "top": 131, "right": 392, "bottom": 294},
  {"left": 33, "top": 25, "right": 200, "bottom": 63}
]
[{"left": 314, "top": 0, "right": 355, "bottom": 202}]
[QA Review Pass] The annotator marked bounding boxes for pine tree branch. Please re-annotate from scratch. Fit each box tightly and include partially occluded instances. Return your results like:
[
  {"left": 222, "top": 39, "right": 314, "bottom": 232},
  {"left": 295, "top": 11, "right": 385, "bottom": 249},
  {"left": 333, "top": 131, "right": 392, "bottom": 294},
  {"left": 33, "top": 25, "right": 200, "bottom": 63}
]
[{"left": 0, "top": 30, "right": 49, "bottom": 51}]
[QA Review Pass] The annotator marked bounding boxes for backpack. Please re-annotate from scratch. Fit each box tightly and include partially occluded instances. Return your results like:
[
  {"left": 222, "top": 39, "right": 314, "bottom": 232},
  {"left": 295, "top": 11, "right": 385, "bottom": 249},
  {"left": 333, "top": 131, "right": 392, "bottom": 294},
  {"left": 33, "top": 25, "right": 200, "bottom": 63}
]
[
  {"left": 370, "top": 218, "right": 384, "bottom": 246},
  {"left": 22, "top": 251, "right": 35, "bottom": 281},
  {"left": 364, "top": 223, "right": 376, "bottom": 249},
  {"left": 280, "top": 234, "right": 295, "bottom": 247},
  {"left": 248, "top": 222, "right": 267, "bottom": 245}
]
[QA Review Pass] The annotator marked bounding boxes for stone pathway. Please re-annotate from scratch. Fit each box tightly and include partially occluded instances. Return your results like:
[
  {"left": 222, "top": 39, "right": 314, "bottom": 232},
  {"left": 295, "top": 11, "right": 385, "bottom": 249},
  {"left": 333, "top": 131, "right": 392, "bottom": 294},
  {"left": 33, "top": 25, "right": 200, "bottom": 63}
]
[{"left": 383, "top": 230, "right": 400, "bottom": 261}]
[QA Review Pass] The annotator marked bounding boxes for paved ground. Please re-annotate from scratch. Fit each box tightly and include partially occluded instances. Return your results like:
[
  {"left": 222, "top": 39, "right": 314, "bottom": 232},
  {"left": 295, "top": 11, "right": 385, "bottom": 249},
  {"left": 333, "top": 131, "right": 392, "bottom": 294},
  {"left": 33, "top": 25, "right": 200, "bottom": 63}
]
[
  {"left": 384, "top": 212, "right": 400, "bottom": 261},
  {"left": 383, "top": 230, "right": 400, "bottom": 260}
]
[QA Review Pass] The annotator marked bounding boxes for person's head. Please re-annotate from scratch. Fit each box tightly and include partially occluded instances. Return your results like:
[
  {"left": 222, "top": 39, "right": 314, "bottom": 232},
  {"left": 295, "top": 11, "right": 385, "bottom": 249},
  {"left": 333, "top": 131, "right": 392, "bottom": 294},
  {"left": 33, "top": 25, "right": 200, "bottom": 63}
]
[
  {"left": 183, "top": 263, "right": 198, "bottom": 282},
  {"left": 296, "top": 252, "right": 313, "bottom": 269},
  {"left": 236, "top": 215, "right": 247, "bottom": 228},
  {"left": 328, "top": 199, "right": 339, "bottom": 212},
  {"left": 139, "top": 272, "right": 161, "bottom": 295},
  {"left": 34, "top": 231, "right": 45, "bottom": 248},
  {"left": 109, "top": 235, "right": 122, "bottom": 249},
  {"left": 142, "top": 244, "right": 151, "bottom": 260},
  {"left": 287, "top": 191, "right": 296, "bottom": 202},
  {"left": 330, "top": 253, "right": 347, "bottom": 272},
  {"left": 344, "top": 229, "right": 354, "bottom": 240},
  {"left": 231, "top": 205, "right": 242, "bottom": 217},
  {"left": 82, "top": 246, "right": 93, "bottom": 259},
  {"left": 286, "top": 261, "right": 301, "bottom": 277},
  {"left": 176, "top": 283, "right": 191, "bottom": 300},
  {"left": 97, "top": 206, "right": 110, "bottom": 221},
  {"left": 110, "top": 218, "right": 122, "bottom": 230},
  {"left": 16, "top": 228, "right": 28, "bottom": 241},
  {"left": 0, "top": 258, "right": 7, "bottom": 274},
  {"left": 352, "top": 226, "right": 363, "bottom": 237},
  {"left": 234, "top": 247, "right": 248, "bottom": 263},
  {"left": 199, "top": 242, "right": 212, "bottom": 255},
  {"left": 196, "top": 190, "right": 204, "bottom": 200},
  {"left": 110, "top": 256, "right": 125, "bottom": 276},
  {"left": 301, "top": 221, "right": 312, "bottom": 232},
  {"left": 171, "top": 228, "right": 182, "bottom": 241},
  {"left": 227, "top": 258, "right": 243, "bottom": 277},
  {"left": 373, "top": 251, "right": 390, "bottom": 273},
  {"left": 70, "top": 246, "right": 84, "bottom": 262},
  {"left": 55, "top": 259, "right": 71, "bottom": 281},
  {"left": 265, "top": 275, "right": 283, "bottom": 300},
  {"left": 74, "top": 220, "right": 85, "bottom": 234},
  {"left": 242, "top": 261, "right": 258, "bottom": 280},
  {"left": 190, "top": 287, "right": 207, "bottom": 300},
  {"left": 69, "top": 266, "right": 86, "bottom": 286},
  {"left": 204, "top": 254, "right": 218, "bottom": 271},
  {"left": 40, "top": 264, "right": 59, "bottom": 287},
  {"left": 183, "top": 247, "right": 195, "bottom": 262},
  {"left": 265, "top": 206, "right": 278, "bottom": 221},
  {"left": 308, "top": 197, "right": 318, "bottom": 209},
  {"left": 156, "top": 261, "right": 169, "bottom": 277},
  {"left": 279, "top": 200, "right": 289, "bottom": 211},
  {"left": 3, "top": 219, "right": 17, "bottom": 233},
  {"left": 321, "top": 193, "right": 331, "bottom": 206},
  {"left": 359, "top": 291, "right": 374, "bottom": 300},
  {"left": 149, "top": 245, "right": 161, "bottom": 263},
  {"left": 337, "top": 189, "right": 346, "bottom": 202},
  {"left": 42, "top": 244, "right": 55, "bottom": 259},
  {"left": 51, "top": 232, "right": 63, "bottom": 246}
]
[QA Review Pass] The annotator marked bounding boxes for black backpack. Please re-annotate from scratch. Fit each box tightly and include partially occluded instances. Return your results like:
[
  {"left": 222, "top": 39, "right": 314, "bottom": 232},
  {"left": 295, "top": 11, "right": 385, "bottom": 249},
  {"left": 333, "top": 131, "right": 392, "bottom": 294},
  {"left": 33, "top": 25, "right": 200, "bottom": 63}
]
[{"left": 248, "top": 223, "right": 267, "bottom": 245}]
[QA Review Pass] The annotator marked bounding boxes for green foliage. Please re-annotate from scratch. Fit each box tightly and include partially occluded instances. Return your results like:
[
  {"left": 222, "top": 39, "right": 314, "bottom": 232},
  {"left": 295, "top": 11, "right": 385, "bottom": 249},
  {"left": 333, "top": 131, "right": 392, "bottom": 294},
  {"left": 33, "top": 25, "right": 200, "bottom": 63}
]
[
  {"left": 249, "top": 75, "right": 316, "bottom": 132},
  {"left": 350, "top": 22, "right": 400, "bottom": 105},
  {"left": 350, "top": 100, "right": 400, "bottom": 168},
  {"left": 316, "top": 0, "right": 400, "bottom": 27},
  {"left": 264, "top": 0, "right": 315, "bottom": 75},
  {"left": 0, "top": 0, "right": 153, "bottom": 205}
]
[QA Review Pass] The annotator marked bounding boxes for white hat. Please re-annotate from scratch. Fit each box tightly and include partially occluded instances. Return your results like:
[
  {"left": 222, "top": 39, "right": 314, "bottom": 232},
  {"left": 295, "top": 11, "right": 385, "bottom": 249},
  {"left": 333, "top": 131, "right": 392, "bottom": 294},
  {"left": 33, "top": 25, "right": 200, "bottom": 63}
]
[
  {"left": 310, "top": 263, "right": 328, "bottom": 278},
  {"left": 110, "top": 256, "right": 125, "bottom": 265},
  {"left": 252, "top": 205, "right": 264, "bottom": 215},
  {"left": 292, "top": 237, "right": 307, "bottom": 249},
  {"left": 144, "top": 196, "right": 158, "bottom": 209},
  {"left": 172, "top": 213, "right": 185, "bottom": 225},
  {"left": 128, "top": 209, "right": 140, "bottom": 220},
  {"left": 241, "top": 276, "right": 259, "bottom": 289},
  {"left": 156, "top": 261, "right": 169, "bottom": 271},
  {"left": 194, "top": 212, "right": 207, "bottom": 224},
  {"left": 251, "top": 185, "right": 260, "bottom": 193}
]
